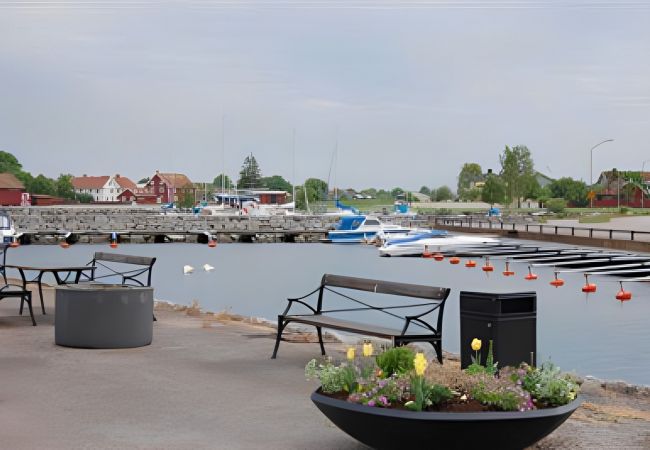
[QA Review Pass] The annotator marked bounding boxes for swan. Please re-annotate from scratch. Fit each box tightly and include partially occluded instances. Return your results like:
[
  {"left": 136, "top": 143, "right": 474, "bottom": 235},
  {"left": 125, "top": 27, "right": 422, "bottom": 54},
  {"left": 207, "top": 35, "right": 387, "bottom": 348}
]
[
  {"left": 203, "top": 264, "right": 215, "bottom": 272},
  {"left": 183, "top": 265, "right": 194, "bottom": 274}
]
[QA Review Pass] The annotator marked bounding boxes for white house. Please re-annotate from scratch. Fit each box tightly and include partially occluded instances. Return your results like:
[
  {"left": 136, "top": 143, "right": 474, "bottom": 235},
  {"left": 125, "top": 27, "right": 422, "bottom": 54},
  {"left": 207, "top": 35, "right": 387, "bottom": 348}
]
[{"left": 72, "top": 174, "right": 137, "bottom": 202}]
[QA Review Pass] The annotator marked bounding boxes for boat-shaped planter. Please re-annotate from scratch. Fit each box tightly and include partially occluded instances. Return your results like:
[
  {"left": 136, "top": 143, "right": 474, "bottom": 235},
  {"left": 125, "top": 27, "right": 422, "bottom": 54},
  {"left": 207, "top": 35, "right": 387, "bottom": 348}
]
[{"left": 311, "top": 389, "right": 582, "bottom": 450}]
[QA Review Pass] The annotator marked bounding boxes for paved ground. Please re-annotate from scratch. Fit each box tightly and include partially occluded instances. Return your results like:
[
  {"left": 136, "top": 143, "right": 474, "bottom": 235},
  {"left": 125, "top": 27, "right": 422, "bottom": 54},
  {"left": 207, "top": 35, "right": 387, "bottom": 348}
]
[{"left": 1, "top": 287, "right": 648, "bottom": 449}]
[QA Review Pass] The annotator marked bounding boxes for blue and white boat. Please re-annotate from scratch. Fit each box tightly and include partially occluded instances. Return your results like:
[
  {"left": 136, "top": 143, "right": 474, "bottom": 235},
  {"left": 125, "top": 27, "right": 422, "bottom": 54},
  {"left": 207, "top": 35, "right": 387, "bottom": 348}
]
[
  {"left": 326, "top": 215, "right": 412, "bottom": 243},
  {"left": 379, "top": 232, "right": 501, "bottom": 257}
]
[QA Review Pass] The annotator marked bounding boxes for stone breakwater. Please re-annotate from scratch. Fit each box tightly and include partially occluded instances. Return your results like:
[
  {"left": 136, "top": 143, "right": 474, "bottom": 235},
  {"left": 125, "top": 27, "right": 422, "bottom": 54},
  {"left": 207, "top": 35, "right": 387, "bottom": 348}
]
[{"left": 7, "top": 207, "right": 422, "bottom": 244}]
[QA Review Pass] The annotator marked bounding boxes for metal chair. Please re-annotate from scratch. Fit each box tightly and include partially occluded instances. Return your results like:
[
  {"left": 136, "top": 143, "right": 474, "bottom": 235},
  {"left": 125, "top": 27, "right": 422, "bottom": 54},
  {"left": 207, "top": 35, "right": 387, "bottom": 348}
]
[{"left": 0, "top": 244, "right": 36, "bottom": 326}]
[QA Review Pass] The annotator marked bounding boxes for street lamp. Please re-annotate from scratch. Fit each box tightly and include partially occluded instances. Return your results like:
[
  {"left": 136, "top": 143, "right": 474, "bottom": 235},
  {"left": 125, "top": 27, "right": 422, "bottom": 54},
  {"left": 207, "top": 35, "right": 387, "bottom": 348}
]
[
  {"left": 589, "top": 139, "right": 614, "bottom": 208},
  {"left": 642, "top": 159, "right": 650, "bottom": 209}
]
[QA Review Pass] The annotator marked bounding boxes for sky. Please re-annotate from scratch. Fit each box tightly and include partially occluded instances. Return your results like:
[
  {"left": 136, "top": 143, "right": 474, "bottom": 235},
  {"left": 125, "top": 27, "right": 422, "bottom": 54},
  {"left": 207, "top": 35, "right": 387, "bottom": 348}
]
[{"left": 1, "top": 0, "right": 649, "bottom": 191}]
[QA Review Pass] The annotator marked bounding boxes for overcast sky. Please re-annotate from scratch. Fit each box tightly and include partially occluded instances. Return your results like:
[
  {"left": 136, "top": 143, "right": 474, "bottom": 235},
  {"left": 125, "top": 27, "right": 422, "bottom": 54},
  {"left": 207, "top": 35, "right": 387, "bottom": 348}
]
[{"left": 1, "top": 0, "right": 649, "bottom": 191}]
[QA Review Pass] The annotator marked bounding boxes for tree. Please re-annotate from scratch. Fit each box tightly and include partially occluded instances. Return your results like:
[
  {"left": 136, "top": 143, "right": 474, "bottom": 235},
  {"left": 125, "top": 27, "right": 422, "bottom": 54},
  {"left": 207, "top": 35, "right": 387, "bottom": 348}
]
[
  {"left": 419, "top": 186, "right": 431, "bottom": 196},
  {"left": 547, "top": 177, "right": 588, "bottom": 207},
  {"left": 29, "top": 174, "right": 56, "bottom": 195},
  {"left": 391, "top": 187, "right": 405, "bottom": 198},
  {"left": 260, "top": 175, "right": 292, "bottom": 193},
  {"left": 213, "top": 173, "right": 233, "bottom": 190},
  {"left": 138, "top": 177, "right": 150, "bottom": 184},
  {"left": 457, "top": 163, "right": 483, "bottom": 201},
  {"left": 499, "top": 145, "right": 535, "bottom": 207},
  {"left": 304, "top": 178, "right": 328, "bottom": 201},
  {"left": 433, "top": 186, "right": 453, "bottom": 201},
  {"left": 56, "top": 174, "right": 75, "bottom": 199},
  {"left": 237, "top": 154, "right": 262, "bottom": 189},
  {"left": 0, "top": 151, "right": 23, "bottom": 175},
  {"left": 481, "top": 175, "right": 506, "bottom": 205}
]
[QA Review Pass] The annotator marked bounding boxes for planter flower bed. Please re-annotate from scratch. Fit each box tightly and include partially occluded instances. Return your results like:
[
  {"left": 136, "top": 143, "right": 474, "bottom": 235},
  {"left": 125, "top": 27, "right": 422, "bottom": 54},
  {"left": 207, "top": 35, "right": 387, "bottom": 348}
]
[{"left": 306, "top": 340, "right": 581, "bottom": 449}]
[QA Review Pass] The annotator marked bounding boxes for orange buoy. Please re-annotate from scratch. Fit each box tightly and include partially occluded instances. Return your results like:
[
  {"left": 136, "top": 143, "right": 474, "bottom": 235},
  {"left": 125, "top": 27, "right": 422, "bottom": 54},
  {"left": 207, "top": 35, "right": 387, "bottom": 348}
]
[
  {"left": 615, "top": 282, "right": 632, "bottom": 301},
  {"left": 208, "top": 240, "right": 217, "bottom": 248},
  {"left": 60, "top": 241, "right": 70, "bottom": 249},
  {"left": 502, "top": 261, "right": 515, "bottom": 276},
  {"left": 433, "top": 253, "right": 444, "bottom": 261},
  {"left": 110, "top": 242, "right": 118, "bottom": 249},
  {"left": 465, "top": 260, "right": 477, "bottom": 268},
  {"left": 524, "top": 267, "right": 538, "bottom": 280},
  {"left": 9, "top": 241, "right": 19, "bottom": 248},
  {"left": 449, "top": 256, "right": 460, "bottom": 265},
  {"left": 581, "top": 275, "right": 596, "bottom": 293},
  {"left": 616, "top": 289, "right": 632, "bottom": 301},
  {"left": 481, "top": 257, "right": 494, "bottom": 272},
  {"left": 549, "top": 274, "right": 565, "bottom": 287},
  {"left": 422, "top": 245, "right": 433, "bottom": 258}
]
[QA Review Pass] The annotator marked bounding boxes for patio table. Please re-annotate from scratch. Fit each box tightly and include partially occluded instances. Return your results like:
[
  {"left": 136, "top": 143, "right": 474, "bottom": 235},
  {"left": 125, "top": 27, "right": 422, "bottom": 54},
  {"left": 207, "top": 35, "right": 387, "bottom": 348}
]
[{"left": 4, "top": 265, "right": 96, "bottom": 314}]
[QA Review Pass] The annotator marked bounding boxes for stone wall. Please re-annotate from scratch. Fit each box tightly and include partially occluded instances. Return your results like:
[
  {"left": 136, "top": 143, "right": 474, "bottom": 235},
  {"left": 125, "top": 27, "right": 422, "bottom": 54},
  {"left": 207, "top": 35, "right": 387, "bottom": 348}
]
[{"left": 5, "top": 207, "right": 416, "bottom": 244}]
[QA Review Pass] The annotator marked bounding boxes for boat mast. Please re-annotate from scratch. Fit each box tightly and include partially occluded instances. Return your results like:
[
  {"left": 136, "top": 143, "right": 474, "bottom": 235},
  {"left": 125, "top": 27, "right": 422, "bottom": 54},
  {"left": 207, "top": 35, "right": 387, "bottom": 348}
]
[{"left": 292, "top": 128, "right": 296, "bottom": 214}]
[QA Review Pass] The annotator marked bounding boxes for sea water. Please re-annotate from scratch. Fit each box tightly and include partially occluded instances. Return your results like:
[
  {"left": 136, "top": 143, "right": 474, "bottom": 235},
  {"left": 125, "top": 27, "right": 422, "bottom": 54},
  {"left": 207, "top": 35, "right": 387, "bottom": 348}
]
[{"left": 8, "top": 242, "right": 650, "bottom": 385}]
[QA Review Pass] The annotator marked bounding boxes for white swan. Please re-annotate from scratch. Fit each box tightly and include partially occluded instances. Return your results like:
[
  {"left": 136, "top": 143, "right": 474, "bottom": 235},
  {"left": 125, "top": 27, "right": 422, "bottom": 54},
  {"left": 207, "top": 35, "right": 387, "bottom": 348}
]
[
  {"left": 203, "top": 264, "right": 215, "bottom": 272},
  {"left": 183, "top": 265, "right": 194, "bottom": 274}
]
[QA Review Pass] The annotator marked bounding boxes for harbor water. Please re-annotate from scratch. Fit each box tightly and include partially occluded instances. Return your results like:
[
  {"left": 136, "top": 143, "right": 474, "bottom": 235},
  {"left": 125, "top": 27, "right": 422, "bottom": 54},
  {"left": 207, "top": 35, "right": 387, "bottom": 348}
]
[{"left": 7, "top": 242, "right": 650, "bottom": 386}]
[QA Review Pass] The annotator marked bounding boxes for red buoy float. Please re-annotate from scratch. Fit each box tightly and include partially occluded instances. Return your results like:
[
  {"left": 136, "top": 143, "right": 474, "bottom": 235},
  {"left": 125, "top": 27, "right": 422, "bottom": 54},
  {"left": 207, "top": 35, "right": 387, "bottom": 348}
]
[
  {"left": 422, "top": 246, "right": 433, "bottom": 258},
  {"left": 109, "top": 232, "right": 118, "bottom": 249},
  {"left": 433, "top": 253, "right": 444, "bottom": 261},
  {"left": 524, "top": 267, "right": 538, "bottom": 281},
  {"left": 449, "top": 256, "right": 460, "bottom": 265},
  {"left": 482, "top": 257, "right": 494, "bottom": 272},
  {"left": 465, "top": 260, "right": 476, "bottom": 268},
  {"left": 502, "top": 261, "right": 515, "bottom": 276},
  {"left": 615, "top": 282, "right": 632, "bottom": 301},
  {"left": 549, "top": 273, "right": 565, "bottom": 287},
  {"left": 60, "top": 241, "right": 70, "bottom": 249},
  {"left": 208, "top": 240, "right": 217, "bottom": 248},
  {"left": 9, "top": 241, "right": 19, "bottom": 248},
  {"left": 581, "top": 274, "right": 596, "bottom": 293}
]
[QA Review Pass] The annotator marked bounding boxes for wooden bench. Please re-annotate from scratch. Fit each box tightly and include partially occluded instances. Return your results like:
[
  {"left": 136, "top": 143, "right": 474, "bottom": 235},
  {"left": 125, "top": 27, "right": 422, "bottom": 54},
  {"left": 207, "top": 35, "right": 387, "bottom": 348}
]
[{"left": 271, "top": 274, "right": 450, "bottom": 363}]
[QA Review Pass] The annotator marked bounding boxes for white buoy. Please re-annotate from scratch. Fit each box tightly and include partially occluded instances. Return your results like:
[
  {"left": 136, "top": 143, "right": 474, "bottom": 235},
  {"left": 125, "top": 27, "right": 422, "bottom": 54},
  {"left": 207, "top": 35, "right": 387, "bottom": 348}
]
[
  {"left": 203, "top": 264, "right": 214, "bottom": 272},
  {"left": 183, "top": 265, "right": 194, "bottom": 274}
]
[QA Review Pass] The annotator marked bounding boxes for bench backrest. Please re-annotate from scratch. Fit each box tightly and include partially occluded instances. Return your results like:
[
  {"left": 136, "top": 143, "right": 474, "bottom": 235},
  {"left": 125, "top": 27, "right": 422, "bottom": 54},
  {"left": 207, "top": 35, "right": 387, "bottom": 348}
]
[
  {"left": 91, "top": 252, "right": 156, "bottom": 287},
  {"left": 320, "top": 273, "right": 449, "bottom": 301}
]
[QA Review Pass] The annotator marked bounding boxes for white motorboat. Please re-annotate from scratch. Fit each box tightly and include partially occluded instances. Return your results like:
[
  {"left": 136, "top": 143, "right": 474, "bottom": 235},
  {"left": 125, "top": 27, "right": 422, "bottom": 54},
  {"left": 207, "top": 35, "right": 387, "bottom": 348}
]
[
  {"left": 379, "top": 233, "right": 501, "bottom": 257},
  {"left": 326, "top": 215, "right": 412, "bottom": 243}
]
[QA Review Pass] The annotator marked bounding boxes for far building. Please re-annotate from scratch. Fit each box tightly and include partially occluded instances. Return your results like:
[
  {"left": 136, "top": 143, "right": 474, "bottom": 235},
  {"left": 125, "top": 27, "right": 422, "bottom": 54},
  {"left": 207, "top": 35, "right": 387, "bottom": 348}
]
[
  {"left": 135, "top": 171, "right": 196, "bottom": 205},
  {"left": 72, "top": 174, "right": 137, "bottom": 202},
  {"left": 0, "top": 172, "right": 26, "bottom": 206},
  {"left": 594, "top": 170, "right": 650, "bottom": 208}
]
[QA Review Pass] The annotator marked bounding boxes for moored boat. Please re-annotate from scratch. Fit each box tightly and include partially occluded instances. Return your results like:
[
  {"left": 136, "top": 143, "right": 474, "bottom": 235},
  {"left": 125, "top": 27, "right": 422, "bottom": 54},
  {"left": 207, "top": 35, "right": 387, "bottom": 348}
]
[
  {"left": 379, "top": 232, "right": 501, "bottom": 256},
  {"left": 326, "top": 215, "right": 412, "bottom": 243}
]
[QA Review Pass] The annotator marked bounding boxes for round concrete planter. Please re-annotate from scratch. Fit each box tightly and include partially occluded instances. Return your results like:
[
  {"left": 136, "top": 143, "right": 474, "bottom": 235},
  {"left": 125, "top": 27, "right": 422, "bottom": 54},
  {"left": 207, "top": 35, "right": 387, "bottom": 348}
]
[
  {"left": 311, "top": 390, "right": 581, "bottom": 450},
  {"left": 55, "top": 284, "right": 153, "bottom": 349}
]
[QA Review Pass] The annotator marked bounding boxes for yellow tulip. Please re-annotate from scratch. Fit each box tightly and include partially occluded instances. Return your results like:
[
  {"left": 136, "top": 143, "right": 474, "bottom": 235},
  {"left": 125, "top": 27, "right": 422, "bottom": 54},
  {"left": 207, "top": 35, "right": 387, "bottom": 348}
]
[
  {"left": 362, "top": 341, "right": 373, "bottom": 357},
  {"left": 471, "top": 338, "right": 482, "bottom": 352},
  {"left": 414, "top": 352, "right": 428, "bottom": 376},
  {"left": 347, "top": 347, "right": 355, "bottom": 360}
]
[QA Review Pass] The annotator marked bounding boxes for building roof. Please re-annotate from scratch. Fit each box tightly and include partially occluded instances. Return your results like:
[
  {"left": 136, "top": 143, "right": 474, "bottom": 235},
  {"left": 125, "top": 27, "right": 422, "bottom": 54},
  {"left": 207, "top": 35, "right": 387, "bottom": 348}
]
[
  {"left": 72, "top": 176, "right": 110, "bottom": 189},
  {"left": 0, "top": 173, "right": 25, "bottom": 189},
  {"left": 157, "top": 172, "right": 194, "bottom": 188},
  {"left": 115, "top": 175, "right": 136, "bottom": 190}
]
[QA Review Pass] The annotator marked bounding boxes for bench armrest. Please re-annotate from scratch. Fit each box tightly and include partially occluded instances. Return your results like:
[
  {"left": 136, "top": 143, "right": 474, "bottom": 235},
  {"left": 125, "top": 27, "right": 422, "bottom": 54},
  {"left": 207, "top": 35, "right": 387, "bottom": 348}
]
[{"left": 281, "top": 286, "right": 322, "bottom": 316}]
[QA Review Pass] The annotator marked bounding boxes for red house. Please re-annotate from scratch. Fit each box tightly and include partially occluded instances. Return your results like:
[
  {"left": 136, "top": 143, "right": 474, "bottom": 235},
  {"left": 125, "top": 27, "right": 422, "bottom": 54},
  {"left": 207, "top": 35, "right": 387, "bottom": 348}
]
[
  {"left": 136, "top": 171, "right": 196, "bottom": 205},
  {"left": 593, "top": 171, "right": 650, "bottom": 208},
  {"left": 0, "top": 173, "right": 25, "bottom": 206}
]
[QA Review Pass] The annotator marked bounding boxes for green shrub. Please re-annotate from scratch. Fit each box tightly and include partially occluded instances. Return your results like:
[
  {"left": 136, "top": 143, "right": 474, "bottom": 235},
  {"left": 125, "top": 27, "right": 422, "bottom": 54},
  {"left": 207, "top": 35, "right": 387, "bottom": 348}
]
[
  {"left": 545, "top": 198, "right": 567, "bottom": 213},
  {"left": 522, "top": 361, "right": 579, "bottom": 407},
  {"left": 375, "top": 347, "right": 415, "bottom": 377},
  {"left": 304, "top": 359, "right": 344, "bottom": 393}
]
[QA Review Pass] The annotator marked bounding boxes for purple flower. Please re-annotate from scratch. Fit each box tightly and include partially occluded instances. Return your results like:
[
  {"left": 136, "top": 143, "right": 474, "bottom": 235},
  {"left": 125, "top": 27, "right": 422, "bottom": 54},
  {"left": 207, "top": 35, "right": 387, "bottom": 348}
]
[{"left": 367, "top": 400, "right": 376, "bottom": 407}]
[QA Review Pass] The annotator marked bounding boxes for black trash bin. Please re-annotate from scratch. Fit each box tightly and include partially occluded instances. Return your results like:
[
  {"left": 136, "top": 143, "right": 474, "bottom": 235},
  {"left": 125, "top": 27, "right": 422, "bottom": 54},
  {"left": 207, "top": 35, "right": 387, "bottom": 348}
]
[{"left": 460, "top": 291, "right": 536, "bottom": 369}]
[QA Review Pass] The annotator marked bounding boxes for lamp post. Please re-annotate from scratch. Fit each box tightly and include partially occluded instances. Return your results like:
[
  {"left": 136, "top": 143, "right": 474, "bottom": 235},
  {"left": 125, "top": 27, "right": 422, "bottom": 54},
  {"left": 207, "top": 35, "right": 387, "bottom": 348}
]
[
  {"left": 642, "top": 159, "right": 650, "bottom": 209},
  {"left": 590, "top": 139, "right": 614, "bottom": 208}
]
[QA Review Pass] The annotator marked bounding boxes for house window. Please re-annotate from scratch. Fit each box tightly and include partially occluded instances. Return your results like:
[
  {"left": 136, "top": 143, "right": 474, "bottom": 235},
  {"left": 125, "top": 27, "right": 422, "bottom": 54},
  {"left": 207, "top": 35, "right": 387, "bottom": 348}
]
[{"left": 159, "top": 187, "right": 164, "bottom": 193}]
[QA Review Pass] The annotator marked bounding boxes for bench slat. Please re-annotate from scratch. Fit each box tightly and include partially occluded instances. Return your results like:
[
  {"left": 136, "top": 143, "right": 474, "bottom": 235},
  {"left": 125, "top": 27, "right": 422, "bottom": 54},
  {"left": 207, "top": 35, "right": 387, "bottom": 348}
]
[
  {"left": 94, "top": 252, "right": 156, "bottom": 266},
  {"left": 322, "top": 274, "right": 448, "bottom": 301},
  {"left": 285, "top": 315, "right": 405, "bottom": 338}
]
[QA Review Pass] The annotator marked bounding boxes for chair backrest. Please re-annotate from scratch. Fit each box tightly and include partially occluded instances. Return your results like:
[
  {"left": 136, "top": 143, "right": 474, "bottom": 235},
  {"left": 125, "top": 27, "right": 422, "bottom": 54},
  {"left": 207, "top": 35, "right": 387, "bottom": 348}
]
[
  {"left": 91, "top": 252, "right": 157, "bottom": 287},
  {"left": 0, "top": 244, "right": 8, "bottom": 284}
]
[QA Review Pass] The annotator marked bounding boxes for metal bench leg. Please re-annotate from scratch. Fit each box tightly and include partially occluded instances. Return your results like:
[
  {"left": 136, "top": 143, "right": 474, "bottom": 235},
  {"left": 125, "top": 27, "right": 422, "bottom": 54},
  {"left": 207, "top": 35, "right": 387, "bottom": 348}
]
[
  {"left": 38, "top": 275, "right": 46, "bottom": 314},
  {"left": 316, "top": 327, "right": 326, "bottom": 356},
  {"left": 431, "top": 340, "right": 443, "bottom": 364},
  {"left": 24, "top": 292, "right": 36, "bottom": 326},
  {"left": 271, "top": 316, "right": 287, "bottom": 359}
]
